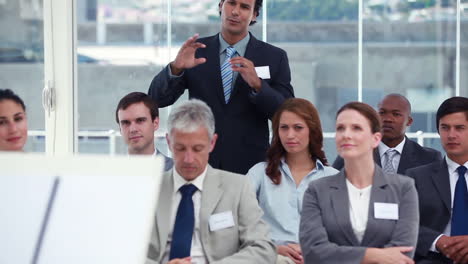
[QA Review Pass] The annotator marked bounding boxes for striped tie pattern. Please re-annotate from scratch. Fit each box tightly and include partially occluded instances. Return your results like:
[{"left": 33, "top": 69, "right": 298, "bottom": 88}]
[{"left": 221, "top": 46, "right": 236, "bottom": 103}]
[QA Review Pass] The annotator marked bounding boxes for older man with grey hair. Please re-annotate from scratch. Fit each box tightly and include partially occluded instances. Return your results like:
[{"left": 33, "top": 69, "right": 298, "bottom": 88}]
[{"left": 146, "top": 99, "right": 276, "bottom": 264}]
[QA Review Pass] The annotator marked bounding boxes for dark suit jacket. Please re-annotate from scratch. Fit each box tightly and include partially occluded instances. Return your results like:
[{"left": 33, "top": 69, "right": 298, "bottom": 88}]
[
  {"left": 299, "top": 166, "right": 419, "bottom": 264},
  {"left": 148, "top": 33, "right": 294, "bottom": 175},
  {"left": 332, "top": 137, "right": 442, "bottom": 174},
  {"left": 406, "top": 159, "right": 453, "bottom": 263}
]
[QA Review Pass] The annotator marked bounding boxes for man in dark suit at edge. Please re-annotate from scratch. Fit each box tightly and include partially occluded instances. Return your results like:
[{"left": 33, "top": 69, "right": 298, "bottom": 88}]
[
  {"left": 148, "top": 0, "right": 294, "bottom": 175},
  {"left": 406, "top": 96, "right": 468, "bottom": 264},
  {"left": 333, "top": 93, "right": 441, "bottom": 174}
]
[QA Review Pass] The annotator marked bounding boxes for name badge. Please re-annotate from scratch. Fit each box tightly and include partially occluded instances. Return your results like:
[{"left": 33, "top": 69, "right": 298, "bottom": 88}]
[
  {"left": 209, "top": 211, "right": 235, "bottom": 231},
  {"left": 374, "top": 202, "right": 399, "bottom": 220},
  {"left": 255, "top": 66, "right": 271, "bottom": 79}
]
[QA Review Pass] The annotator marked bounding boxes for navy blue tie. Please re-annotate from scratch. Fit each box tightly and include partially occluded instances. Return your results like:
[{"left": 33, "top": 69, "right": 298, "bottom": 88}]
[
  {"left": 169, "top": 184, "right": 198, "bottom": 259},
  {"left": 451, "top": 166, "right": 468, "bottom": 236}
]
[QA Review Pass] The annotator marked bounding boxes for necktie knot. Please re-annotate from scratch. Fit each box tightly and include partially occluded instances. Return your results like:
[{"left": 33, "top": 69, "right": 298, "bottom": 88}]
[
  {"left": 226, "top": 46, "right": 236, "bottom": 58},
  {"left": 179, "top": 184, "right": 197, "bottom": 197},
  {"left": 386, "top": 149, "right": 397, "bottom": 158},
  {"left": 458, "top": 166, "right": 467, "bottom": 177}
]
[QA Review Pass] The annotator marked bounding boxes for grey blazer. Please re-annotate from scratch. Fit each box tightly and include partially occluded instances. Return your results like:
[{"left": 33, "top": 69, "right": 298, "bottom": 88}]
[
  {"left": 146, "top": 166, "right": 276, "bottom": 264},
  {"left": 299, "top": 166, "right": 419, "bottom": 264}
]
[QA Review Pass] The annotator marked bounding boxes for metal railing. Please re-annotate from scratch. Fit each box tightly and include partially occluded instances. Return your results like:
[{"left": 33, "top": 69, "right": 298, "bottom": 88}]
[{"left": 28, "top": 130, "right": 441, "bottom": 155}]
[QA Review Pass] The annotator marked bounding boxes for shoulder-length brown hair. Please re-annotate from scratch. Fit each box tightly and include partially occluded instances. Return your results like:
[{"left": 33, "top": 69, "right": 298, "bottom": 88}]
[{"left": 266, "top": 98, "right": 329, "bottom": 185}]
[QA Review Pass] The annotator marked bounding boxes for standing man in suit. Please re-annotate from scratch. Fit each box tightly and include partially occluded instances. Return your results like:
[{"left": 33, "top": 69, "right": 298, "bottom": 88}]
[
  {"left": 148, "top": 0, "right": 294, "bottom": 175},
  {"left": 406, "top": 96, "right": 468, "bottom": 264},
  {"left": 333, "top": 94, "right": 441, "bottom": 173},
  {"left": 116, "top": 92, "right": 173, "bottom": 171},
  {"left": 146, "top": 99, "right": 276, "bottom": 264}
]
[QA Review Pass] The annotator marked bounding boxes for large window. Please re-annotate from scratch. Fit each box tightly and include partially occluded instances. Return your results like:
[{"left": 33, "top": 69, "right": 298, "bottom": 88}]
[
  {"left": 362, "top": 0, "right": 458, "bottom": 154},
  {"left": 0, "top": 0, "right": 45, "bottom": 152},
  {"left": 268, "top": 0, "right": 359, "bottom": 160},
  {"left": 76, "top": 0, "right": 169, "bottom": 154},
  {"left": 9, "top": 0, "right": 467, "bottom": 156}
]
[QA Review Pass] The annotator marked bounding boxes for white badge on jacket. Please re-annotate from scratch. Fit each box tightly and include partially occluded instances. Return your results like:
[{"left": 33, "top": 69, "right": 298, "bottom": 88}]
[
  {"left": 255, "top": 66, "right": 270, "bottom": 79},
  {"left": 209, "top": 211, "right": 235, "bottom": 231},
  {"left": 374, "top": 202, "right": 399, "bottom": 220}
]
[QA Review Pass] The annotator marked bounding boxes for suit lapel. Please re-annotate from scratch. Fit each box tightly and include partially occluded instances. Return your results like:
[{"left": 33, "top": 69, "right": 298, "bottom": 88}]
[
  {"left": 156, "top": 171, "right": 174, "bottom": 259},
  {"left": 199, "top": 166, "right": 223, "bottom": 260},
  {"left": 431, "top": 159, "right": 451, "bottom": 212},
  {"left": 373, "top": 149, "right": 381, "bottom": 167},
  {"left": 330, "top": 171, "right": 360, "bottom": 246},
  {"left": 361, "top": 166, "right": 388, "bottom": 246},
  {"left": 397, "top": 137, "right": 414, "bottom": 174},
  {"left": 204, "top": 34, "right": 225, "bottom": 104}
]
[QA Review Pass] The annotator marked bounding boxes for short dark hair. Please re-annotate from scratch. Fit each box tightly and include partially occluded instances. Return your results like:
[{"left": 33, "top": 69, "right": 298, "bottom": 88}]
[
  {"left": 115, "top": 92, "right": 158, "bottom": 124},
  {"left": 219, "top": 0, "right": 262, "bottom": 26},
  {"left": 436, "top": 96, "right": 468, "bottom": 132},
  {"left": 337, "top": 101, "right": 382, "bottom": 134},
  {"left": 0, "top": 89, "right": 26, "bottom": 111}
]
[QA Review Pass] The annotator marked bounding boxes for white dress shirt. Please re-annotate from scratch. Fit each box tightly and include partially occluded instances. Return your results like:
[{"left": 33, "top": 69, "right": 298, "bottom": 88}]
[
  {"left": 162, "top": 167, "right": 208, "bottom": 264},
  {"left": 430, "top": 157, "right": 468, "bottom": 252},
  {"left": 379, "top": 137, "right": 406, "bottom": 171},
  {"left": 346, "top": 179, "right": 372, "bottom": 243}
]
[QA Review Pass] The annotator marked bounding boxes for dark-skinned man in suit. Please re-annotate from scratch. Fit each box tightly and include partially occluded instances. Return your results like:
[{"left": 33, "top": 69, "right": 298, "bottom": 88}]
[{"left": 333, "top": 94, "right": 441, "bottom": 174}]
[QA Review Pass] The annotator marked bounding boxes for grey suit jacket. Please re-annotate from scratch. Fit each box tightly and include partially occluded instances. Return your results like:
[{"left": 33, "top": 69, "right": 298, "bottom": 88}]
[
  {"left": 146, "top": 166, "right": 276, "bottom": 264},
  {"left": 332, "top": 137, "right": 442, "bottom": 174},
  {"left": 406, "top": 159, "right": 452, "bottom": 262},
  {"left": 299, "top": 166, "right": 419, "bottom": 264}
]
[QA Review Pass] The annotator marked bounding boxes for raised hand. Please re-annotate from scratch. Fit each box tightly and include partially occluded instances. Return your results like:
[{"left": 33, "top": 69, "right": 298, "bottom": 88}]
[{"left": 170, "top": 34, "right": 207, "bottom": 75}]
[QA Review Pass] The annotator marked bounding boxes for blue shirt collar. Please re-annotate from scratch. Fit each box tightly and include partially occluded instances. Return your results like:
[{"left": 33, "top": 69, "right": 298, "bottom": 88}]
[
  {"left": 280, "top": 157, "right": 325, "bottom": 174},
  {"left": 218, "top": 33, "right": 250, "bottom": 57}
]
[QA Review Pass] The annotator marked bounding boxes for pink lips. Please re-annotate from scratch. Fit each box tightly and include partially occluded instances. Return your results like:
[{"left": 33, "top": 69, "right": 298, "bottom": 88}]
[
  {"left": 227, "top": 18, "right": 240, "bottom": 24},
  {"left": 7, "top": 136, "right": 22, "bottom": 142}
]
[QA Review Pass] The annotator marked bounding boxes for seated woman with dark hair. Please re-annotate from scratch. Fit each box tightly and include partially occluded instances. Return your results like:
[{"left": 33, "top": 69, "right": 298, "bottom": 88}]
[
  {"left": 0, "top": 89, "right": 28, "bottom": 151},
  {"left": 247, "top": 98, "right": 338, "bottom": 264},
  {"left": 299, "top": 102, "right": 419, "bottom": 264}
]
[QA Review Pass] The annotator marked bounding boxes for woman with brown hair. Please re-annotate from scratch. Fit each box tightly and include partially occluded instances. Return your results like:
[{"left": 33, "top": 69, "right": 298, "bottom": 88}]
[
  {"left": 299, "top": 102, "right": 419, "bottom": 264},
  {"left": 247, "top": 98, "right": 338, "bottom": 264},
  {"left": 0, "top": 89, "right": 28, "bottom": 151}
]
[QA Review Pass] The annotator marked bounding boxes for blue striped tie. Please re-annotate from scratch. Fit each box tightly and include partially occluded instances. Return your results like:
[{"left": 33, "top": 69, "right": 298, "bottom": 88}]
[{"left": 221, "top": 46, "right": 236, "bottom": 103}]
